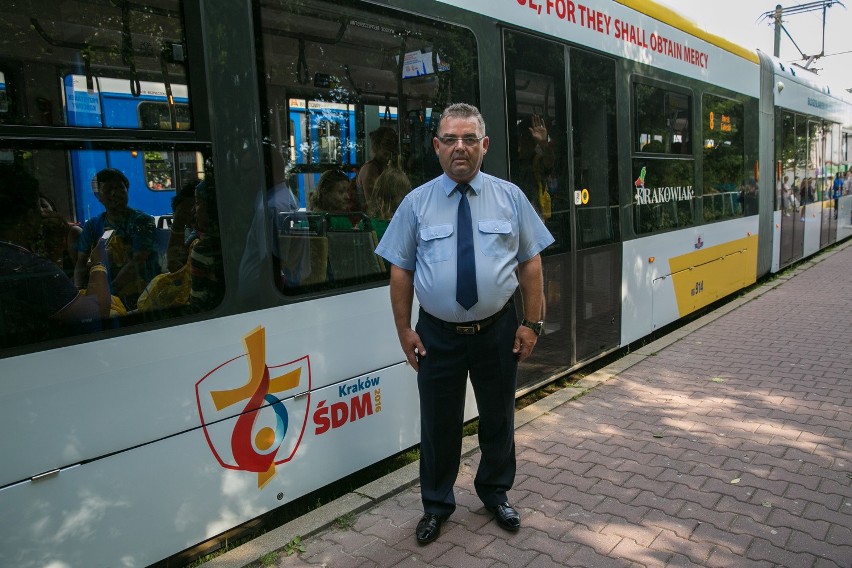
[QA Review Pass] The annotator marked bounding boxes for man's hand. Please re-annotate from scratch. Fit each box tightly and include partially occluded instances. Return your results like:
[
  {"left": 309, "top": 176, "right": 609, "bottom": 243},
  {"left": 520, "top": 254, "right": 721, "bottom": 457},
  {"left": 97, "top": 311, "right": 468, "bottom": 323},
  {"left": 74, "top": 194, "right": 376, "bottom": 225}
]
[
  {"left": 90, "top": 238, "right": 108, "bottom": 266},
  {"left": 512, "top": 325, "right": 538, "bottom": 362},
  {"left": 529, "top": 114, "right": 548, "bottom": 146},
  {"left": 398, "top": 327, "right": 426, "bottom": 372}
]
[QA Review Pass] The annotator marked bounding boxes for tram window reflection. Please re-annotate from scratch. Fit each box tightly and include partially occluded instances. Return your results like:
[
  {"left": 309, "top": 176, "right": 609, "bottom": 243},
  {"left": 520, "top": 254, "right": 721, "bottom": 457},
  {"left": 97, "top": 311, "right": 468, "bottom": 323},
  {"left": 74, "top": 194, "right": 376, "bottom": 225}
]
[
  {"left": 0, "top": 146, "right": 220, "bottom": 352},
  {"left": 631, "top": 158, "right": 695, "bottom": 235},
  {"left": 0, "top": 162, "right": 111, "bottom": 348},
  {"left": 504, "top": 30, "right": 570, "bottom": 254},
  {"left": 631, "top": 82, "right": 695, "bottom": 235},
  {"left": 702, "top": 94, "right": 746, "bottom": 222},
  {"left": 634, "top": 83, "right": 692, "bottom": 156},
  {"left": 0, "top": 0, "right": 187, "bottom": 129},
  {"left": 257, "top": 0, "right": 478, "bottom": 295}
]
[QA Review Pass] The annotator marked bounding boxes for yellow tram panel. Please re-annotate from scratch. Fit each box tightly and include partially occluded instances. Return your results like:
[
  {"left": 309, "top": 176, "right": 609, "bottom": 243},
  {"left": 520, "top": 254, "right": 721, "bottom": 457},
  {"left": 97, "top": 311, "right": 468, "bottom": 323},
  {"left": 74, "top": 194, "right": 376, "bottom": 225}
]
[{"left": 667, "top": 235, "right": 759, "bottom": 317}]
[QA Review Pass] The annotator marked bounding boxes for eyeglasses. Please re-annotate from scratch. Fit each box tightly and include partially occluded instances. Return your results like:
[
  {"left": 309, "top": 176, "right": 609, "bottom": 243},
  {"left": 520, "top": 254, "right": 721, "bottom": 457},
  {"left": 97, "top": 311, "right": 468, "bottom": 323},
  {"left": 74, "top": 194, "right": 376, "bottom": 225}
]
[{"left": 436, "top": 135, "right": 485, "bottom": 147}]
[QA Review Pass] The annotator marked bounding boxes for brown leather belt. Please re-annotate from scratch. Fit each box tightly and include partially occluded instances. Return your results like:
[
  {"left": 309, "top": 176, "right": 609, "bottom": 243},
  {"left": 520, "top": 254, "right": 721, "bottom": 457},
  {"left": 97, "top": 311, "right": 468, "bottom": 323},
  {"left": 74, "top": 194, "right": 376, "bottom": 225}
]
[{"left": 420, "top": 301, "right": 513, "bottom": 335}]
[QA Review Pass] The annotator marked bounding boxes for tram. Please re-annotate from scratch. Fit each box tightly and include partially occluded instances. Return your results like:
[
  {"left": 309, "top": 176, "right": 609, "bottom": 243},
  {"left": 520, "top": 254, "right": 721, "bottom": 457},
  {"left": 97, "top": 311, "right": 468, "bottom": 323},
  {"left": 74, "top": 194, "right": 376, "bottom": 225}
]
[{"left": 0, "top": 1, "right": 850, "bottom": 566}]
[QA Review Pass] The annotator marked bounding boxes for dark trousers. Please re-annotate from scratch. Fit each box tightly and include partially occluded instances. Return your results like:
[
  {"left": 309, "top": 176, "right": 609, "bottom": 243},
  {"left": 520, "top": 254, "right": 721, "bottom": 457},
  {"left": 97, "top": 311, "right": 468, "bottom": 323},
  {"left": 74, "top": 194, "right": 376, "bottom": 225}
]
[{"left": 415, "top": 306, "right": 519, "bottom": 517}]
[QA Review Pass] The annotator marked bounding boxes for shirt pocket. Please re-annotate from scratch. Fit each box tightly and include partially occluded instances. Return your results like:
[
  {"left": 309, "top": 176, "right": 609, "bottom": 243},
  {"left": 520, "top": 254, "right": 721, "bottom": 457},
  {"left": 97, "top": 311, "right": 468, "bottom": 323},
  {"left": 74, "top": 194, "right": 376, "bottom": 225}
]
[
  {"left": 419, "top": 223, "right": 454, "bottom": 263},
  {"left": 478, "top": 219, "right": 513, "bottom": 257}
]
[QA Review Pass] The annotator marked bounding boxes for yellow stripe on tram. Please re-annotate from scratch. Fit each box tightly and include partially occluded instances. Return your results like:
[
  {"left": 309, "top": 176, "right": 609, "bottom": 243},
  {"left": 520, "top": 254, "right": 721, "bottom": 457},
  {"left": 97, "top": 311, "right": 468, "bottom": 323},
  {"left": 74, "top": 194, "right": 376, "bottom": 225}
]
[{"left": 613, "top": 0, "right": 760, "bottom": 64}]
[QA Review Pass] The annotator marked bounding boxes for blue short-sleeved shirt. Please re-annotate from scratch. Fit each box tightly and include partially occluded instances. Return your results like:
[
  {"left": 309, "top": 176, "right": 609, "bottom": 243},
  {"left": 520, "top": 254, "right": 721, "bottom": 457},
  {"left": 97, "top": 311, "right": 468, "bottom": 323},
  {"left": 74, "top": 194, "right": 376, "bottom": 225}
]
[
  {"left": 375, "top": 172, "right": 554, "bottom": 322},
  {"left": 77, "top": 209, "right": 160, "bottom": 283}
]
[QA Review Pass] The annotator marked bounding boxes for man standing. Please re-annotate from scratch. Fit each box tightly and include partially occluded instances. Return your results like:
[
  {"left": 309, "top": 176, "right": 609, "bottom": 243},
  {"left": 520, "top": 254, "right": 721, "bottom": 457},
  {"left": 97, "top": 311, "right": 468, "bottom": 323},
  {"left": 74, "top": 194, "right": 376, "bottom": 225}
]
[{"left": 375, "top": 103, "right": 554, "bottom": 544}]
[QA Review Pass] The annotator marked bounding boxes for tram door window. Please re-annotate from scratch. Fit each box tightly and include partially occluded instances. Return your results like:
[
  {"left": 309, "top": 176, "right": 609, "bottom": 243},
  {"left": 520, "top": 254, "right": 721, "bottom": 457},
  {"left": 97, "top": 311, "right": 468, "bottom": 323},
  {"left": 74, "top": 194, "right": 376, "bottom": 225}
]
[
  {"left": 632, "top": 82, "right": 695, "bottom": 235},
  {"left": 819, "top": 123, "right": 839, "bottom": 247},
  {"left": 702, "top": 95, "right": 747, "bottom": 220},
  {"left": 569, "top": 48, "right": 621, "bottom": 361},
  {"left": 0, "top": 0, "right": 224, "bottom": 353},
  {"left": 841, "top": 131, "right": 852, "bottom": 235},
  {"left": 776, "top": 110, "right": 818, "bottom": 265},
  {"left": 257, "top": 0, "right": 477, "bottom": 294},
  {"left": 570, "top": 50, "right": 619, "bottom": 249},
  {"left": 811, "top": 121, "right": 828, "bottom": 201},
  {"left": 776, "top": 110, "right": 796, "bottom": 214},
  {"left": 504, "top": 31, "right": 571, "bottom": 369},
  {"left": 504, "top": 32, "right": 570, "bottom": 252}
]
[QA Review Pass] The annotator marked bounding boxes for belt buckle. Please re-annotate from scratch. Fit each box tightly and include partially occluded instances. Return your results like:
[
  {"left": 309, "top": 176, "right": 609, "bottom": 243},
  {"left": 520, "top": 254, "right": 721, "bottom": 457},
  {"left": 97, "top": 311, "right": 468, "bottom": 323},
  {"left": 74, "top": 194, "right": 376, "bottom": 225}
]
[{"left": 455, "top": 323, "right": 479, "bottom": 335}]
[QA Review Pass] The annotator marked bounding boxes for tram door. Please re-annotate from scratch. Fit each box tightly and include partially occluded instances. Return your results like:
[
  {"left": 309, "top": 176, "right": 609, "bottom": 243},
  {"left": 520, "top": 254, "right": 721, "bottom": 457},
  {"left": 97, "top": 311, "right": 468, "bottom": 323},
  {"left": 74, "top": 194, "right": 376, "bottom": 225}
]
[
  {"left": 819, "top": 124, "right": 839, "bottom": 248},
  {"left": 776, "top": 111, "right": 806, "bottom": 267},
  {"left": 504, "top": 32, "right": 621, "bottom": 387}
]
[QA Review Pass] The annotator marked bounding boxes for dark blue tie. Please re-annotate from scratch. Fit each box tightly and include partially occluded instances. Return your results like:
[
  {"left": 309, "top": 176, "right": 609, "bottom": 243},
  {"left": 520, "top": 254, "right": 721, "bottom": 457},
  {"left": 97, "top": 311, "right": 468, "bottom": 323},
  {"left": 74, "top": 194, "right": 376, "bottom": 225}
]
[{"left": 456, "top": 183, "right": 478, "bottom": 310}]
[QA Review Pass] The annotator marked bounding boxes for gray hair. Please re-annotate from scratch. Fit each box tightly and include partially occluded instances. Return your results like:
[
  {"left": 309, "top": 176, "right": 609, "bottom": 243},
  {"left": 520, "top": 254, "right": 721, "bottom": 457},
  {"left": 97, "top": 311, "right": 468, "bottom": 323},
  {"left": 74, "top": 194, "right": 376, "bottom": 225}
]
[{"left": 439, "top": 103, "right": 485, "bottom": 136}]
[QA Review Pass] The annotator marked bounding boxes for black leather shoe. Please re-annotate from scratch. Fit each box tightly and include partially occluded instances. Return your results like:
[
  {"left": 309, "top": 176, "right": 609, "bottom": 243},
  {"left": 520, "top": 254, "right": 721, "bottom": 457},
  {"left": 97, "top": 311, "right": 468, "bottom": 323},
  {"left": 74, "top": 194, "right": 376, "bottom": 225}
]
[
  {"left": 415, "top": 513, "right": 445, "bottom": 544},
  {"left": 487, "top": 502, "right": 521, "bottom": 531}
]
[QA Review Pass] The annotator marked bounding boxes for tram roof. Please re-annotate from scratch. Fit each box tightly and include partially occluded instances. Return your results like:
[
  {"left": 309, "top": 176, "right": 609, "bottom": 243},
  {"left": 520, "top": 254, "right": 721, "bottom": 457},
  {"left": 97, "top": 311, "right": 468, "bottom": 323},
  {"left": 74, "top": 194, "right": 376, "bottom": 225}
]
[{"left": 615, "top": 0, "right": 760, "bottom": 65}]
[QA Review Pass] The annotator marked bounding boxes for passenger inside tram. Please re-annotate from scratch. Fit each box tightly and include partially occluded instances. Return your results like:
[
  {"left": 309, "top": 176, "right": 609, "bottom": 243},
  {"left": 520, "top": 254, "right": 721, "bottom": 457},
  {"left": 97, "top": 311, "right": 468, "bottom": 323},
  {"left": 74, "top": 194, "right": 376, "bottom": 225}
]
[
  {"left": 356, "top": 126, "right": 398, "bottom": 210},
  {"left": 137, "top": 176, "right": 222, "bottom": 313},
  {"left": 187, "top": 177, "right": 224, "bottom": 311},
  {"left": 36, "top": 193, "right": 82, "bottom": 279},
  {"left": 136, "top": 180, "right": 199, "bottom": 312},
  {"left": 36, "top": 210, "right": 80, "bottom": 280},
  {"left": 513, "top": 114, "right": 556, "bottom": 220},
  {"left": 310, "top": 169, "right": 360, "bottom": 229},
  {"left": 164, "top": 180, "right": 199, "bottom": 273},
  {"left": 0, "top": 164, "right": 111, "bottom": 348},
  {"left": 74, "top": 168, "right": 160, "bottom": 311},
  {"left": 367, "top": 165, "right": 411, "bottom": 244}
]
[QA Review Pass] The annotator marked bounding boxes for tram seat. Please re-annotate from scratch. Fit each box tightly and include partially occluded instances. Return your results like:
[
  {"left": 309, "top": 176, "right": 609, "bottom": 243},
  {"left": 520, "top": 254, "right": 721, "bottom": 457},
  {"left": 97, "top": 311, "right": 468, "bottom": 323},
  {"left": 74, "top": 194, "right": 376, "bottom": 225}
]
[
  {"left": 278, "top": 234, "right": 328, "bottom": 286},
  {"left": 326, "top": 228, "right": 386, "bottom": 281},
  {"left": 277, "top": 212, "right": 386, "bottom": 284}
]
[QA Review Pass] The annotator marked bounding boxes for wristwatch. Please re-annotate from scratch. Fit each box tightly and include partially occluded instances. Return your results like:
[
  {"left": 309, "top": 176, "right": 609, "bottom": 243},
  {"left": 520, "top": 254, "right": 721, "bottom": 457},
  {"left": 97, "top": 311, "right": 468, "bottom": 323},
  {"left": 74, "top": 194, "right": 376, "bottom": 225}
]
[{"left": 521, "top": 318, "right": 544, "bottom": 336}]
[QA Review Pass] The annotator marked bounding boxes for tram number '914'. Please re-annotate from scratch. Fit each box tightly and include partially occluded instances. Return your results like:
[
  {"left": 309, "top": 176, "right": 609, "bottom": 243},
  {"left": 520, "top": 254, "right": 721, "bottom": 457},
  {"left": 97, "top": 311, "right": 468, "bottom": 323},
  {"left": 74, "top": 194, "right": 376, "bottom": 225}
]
[
  {"left": 690, "top": 281, "right": 704, "bottom": 297},
  {"left": 313, "top": 389, "right": 382, "bottom": 435}
]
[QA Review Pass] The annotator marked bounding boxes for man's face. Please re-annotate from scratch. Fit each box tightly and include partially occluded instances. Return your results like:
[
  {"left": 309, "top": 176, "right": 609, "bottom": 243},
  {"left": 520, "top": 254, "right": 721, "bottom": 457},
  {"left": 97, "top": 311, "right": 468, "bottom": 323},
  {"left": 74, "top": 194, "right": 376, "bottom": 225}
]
[
  {"left": 376, "top": 132, "right": 397, "bottom": 160},
  {"left": 95, "top": 179, "right": 129, "bottom": 210},
  {"left": 433, "top": 115, "right": 489, "bottom": 184}
]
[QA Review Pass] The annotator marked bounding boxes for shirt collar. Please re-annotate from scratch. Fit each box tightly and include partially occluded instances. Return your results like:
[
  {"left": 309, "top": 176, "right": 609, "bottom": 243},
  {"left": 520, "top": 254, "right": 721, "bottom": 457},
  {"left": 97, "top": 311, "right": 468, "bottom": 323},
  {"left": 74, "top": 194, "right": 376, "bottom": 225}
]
[{"left": 441, "top": 172, "right": 483, "bottom": 197}]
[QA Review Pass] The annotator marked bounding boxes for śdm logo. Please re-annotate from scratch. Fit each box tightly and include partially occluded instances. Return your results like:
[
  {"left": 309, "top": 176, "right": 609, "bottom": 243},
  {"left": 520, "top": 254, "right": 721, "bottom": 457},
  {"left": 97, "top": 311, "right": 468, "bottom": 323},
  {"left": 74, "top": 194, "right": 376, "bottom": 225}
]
[{"left": 196, "top": 326, "right": 311, "bottom": 489}]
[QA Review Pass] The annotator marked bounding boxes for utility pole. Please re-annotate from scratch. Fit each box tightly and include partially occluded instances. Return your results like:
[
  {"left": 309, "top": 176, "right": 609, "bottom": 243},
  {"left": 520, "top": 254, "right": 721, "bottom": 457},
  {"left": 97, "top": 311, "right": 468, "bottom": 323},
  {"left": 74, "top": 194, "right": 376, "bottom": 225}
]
[
  {"left": 774, "top": 4, "right": 782, "bottom": 57},
  {"left": 760, "top": 0, "right": 845, "bottom": 72}
]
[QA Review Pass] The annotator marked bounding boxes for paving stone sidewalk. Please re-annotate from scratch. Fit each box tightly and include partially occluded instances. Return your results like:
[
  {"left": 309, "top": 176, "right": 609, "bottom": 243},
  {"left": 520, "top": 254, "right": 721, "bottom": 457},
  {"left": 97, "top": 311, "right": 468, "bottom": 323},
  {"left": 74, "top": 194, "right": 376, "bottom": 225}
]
[{"left": 210, "top": 241, "right": 852, "bottom": 568}]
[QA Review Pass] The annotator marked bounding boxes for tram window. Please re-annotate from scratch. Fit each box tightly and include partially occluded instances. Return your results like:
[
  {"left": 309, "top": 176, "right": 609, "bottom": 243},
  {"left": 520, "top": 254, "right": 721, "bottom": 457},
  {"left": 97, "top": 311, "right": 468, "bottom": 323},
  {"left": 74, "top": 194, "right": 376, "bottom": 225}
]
[
  {"left": 0, "top": 2, "right": 221, "bottom": 354},
  {"left": 0, "top": 71, "right": 9, "bottom": 116},
  {"left": 780, "top": 114, "right": 831, "bottom": 208},
  {"left": 0, "top": 146, "right": 221, "bottom": 352},
  {"left": 570, "top": 49, "right": 619, "bottom": 248},
  {"left": 504, "top": 31, "right": 570, "bottom": 254},
  {"left": 143, "top": 150, "right": 202, "bottom": 191},
  {"left": 702, "top": 95, "right": 746, "bottom": 222},
  {"left": 634, "top": 83, "right": 692, "bottom": 155},
  {"left": 775, "top": 110, "right": 796, "bottom": 212},
  {"left": 258, "top": 0, "right": 478, "bottom": 295},
  {"left": 631, "top": 82, "right": 695, "bottom": 234},
  {"left": 811, "top": 122, "right": 830, "bottom": 201},
  {"left": 0, "top": 0, "right": 188, "bottom": 129},
  {"left": 630, "top": 158, "right": 695, "bottom": 234},
  {"left": 139, "top": 102, "right": 191, "bottom": 131},
  {"left": 317, "top": 120, "right": 341, "bottom": 163}
]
